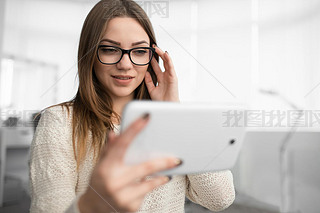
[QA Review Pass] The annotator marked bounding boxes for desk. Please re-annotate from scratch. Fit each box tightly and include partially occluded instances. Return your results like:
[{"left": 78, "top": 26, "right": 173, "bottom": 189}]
[{"left": 0, "top": 127, "right": 33, "bottom": 207}]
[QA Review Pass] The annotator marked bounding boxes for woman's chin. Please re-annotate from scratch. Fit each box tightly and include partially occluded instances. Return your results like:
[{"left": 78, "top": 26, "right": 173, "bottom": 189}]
[{"left": 111, "top": 89, "right": 135, "bottom": 98}]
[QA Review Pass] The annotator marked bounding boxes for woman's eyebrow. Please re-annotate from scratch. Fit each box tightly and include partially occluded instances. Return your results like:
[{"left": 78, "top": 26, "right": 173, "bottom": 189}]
[
  {"left": 100, "top": 38, "right": 149, "bottom": 46},
  {"left": 132, "top": 40, "right": 149, "bottom": 46},
  {"left": 101, "top": 38, "right": 120, "bottom": 45}
]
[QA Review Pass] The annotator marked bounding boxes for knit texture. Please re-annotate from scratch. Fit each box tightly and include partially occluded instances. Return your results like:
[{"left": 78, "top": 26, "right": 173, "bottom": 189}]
[{"left": 28, "top": 105, "right": 235, "bottom": 213}]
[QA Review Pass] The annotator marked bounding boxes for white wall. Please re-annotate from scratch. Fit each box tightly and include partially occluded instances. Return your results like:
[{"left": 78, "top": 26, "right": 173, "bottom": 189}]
[
  {"left": 2, "top": 0, "right": 97, "bottom": 111},
  {"left": 252, "top": 0, "right": 320, "bottom": 110},
  {"left": 152, "top": 0, "right": 252, "bottom": 104},
  {"left": 3, "top": 0, "right": 319, "bottom": 112},
  {"left": 1, "top": 0, "right": 253, "bottom": 112},
  {"left": 0, "top": 0, "right": 6, "bottom": 113}
]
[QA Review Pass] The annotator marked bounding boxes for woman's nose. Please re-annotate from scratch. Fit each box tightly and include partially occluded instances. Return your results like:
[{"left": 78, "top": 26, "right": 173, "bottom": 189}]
[{"left": 116, "top": 53, "right": 133, "bottom": 70}]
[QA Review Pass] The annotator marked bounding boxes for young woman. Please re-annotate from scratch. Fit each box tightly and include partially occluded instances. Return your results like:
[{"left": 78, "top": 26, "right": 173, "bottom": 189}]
[{"left": 29, "top": 0, "right": 235, "bottom": 212}]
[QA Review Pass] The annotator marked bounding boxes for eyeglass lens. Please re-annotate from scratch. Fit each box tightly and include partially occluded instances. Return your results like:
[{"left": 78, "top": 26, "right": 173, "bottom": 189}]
[{"left": 98, "top": 46, "right": 153, "bottom": 65}]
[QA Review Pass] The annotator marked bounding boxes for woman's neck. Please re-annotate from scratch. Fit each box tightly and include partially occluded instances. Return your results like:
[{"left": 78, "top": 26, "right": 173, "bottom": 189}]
[{"left": 111, "top": 93, "right": 134, "bottom": 125}]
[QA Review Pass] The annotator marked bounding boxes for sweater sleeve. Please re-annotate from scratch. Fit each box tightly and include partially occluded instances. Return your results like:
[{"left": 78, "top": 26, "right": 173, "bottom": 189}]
[
  {"left": 185, "top": 170, "right": 235, "bottom": 212},
  {"left": 28, "top": 107, "right": 80, "bottom": 213}
]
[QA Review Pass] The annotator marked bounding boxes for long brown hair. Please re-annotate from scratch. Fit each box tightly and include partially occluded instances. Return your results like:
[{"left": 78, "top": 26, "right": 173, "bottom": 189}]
[{"left": 50, "top": 0, "right": 159, "bottom": 171}]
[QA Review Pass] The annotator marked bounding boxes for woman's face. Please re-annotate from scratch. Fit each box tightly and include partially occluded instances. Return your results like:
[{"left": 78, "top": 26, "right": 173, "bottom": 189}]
[{"left": 94, "top": 17, "right": 150, "bottom": 101}]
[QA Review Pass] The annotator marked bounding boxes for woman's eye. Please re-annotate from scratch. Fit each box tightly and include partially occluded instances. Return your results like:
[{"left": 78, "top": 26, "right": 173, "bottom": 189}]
[
  {"left": 133, "top": 49, "right": 147, "bottom": 55},
  {"left": 101, "top": 48, "right": 118, "bottom": 53}
]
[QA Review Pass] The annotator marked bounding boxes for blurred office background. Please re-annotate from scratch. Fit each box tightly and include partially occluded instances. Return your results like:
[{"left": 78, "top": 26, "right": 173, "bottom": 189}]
[{"left": 0, "top": 0, "right": 320, "bottom": 212}]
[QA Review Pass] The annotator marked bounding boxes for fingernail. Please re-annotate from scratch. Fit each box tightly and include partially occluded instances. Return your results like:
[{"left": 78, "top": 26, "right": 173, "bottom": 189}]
[
  {"left": 142, "top": 113, "right": 150, "bottom": 120},
  {"left": 165, "top": 51, "right": 169, "bottom": 55},
  {"left": 174, "top": 158, "right": 183, "bottom": 166}
]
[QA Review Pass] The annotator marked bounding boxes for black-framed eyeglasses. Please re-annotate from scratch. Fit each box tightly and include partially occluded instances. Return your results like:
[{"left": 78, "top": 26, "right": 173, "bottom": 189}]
[{"left": 97, "top": 45, "right": 155, "bottom": 66}]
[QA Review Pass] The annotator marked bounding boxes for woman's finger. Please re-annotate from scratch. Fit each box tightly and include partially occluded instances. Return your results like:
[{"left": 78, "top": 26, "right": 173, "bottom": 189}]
[
  {"left": 106, "top": 114, "right": 150, "bottom": 163},
  {"left": 150, "top": 57, "right": 162, "bottom": 82},
  {"left": 111, "top": 176, "right": 167, "bottom": 213},
  {"left": 125, "top": 157, "right": 180, "bottom": 185},
  {"left": 105, "top": 156, "right": 180, "bottom": 189},
  {"left": 144, "top": 71, "right": 156, "bottom": 94},
  {"left": 153, "top": 44, "right": 166, "bottom": 61},
  {"left": 153, "top": 45, "right": 169, "bottom": 69},
  {"left": 163, "top": 51, "right": 176, "bottom": 78},
  {"left": 99, "top": 130, "right": 116, "bottom": 159},
  {"left": 154, "top": 46, "right": 168, "bottom": 72},
  {"left": 134, "top": 175, "right": 170, "bottom": 197},
  {"left": 155, "top": 46, "right": 169, "bottom": 70},
  {"left": 107, "top": 130, "right": 116, "bottom": 144},
  {"left": 153, "top": 45, "right": 176, "bottom": 78},
  {"left": 117, "top": 175, "right": 170, "bottom": 205}
]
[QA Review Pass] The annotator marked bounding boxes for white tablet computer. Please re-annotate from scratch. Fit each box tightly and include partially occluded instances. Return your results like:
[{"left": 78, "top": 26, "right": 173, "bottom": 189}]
[{"left": 120, "top": 100, "right": 246, "bottom": 176}]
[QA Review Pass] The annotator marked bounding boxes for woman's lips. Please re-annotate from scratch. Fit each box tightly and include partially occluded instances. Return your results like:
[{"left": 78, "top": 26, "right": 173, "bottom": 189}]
[
  {"left": 111, "top": 75, "right": 135, "bottom": 85},
  {"left": 111, "top": 75, "right": 134, "bottom": 79}
]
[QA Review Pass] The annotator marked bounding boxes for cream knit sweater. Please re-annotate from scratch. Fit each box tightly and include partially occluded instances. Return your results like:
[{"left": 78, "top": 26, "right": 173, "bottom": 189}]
[{"left": 28, "top": 105, "right": 235, "bottom": 213}]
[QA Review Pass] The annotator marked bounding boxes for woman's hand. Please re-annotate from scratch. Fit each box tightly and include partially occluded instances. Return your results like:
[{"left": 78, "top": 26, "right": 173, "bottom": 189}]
[
  {"left": 144, "top": 44, "right": 180, "bottom": 102},
  {"left": 79, "top": 114, "right": 182, "bottom": 213}
]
